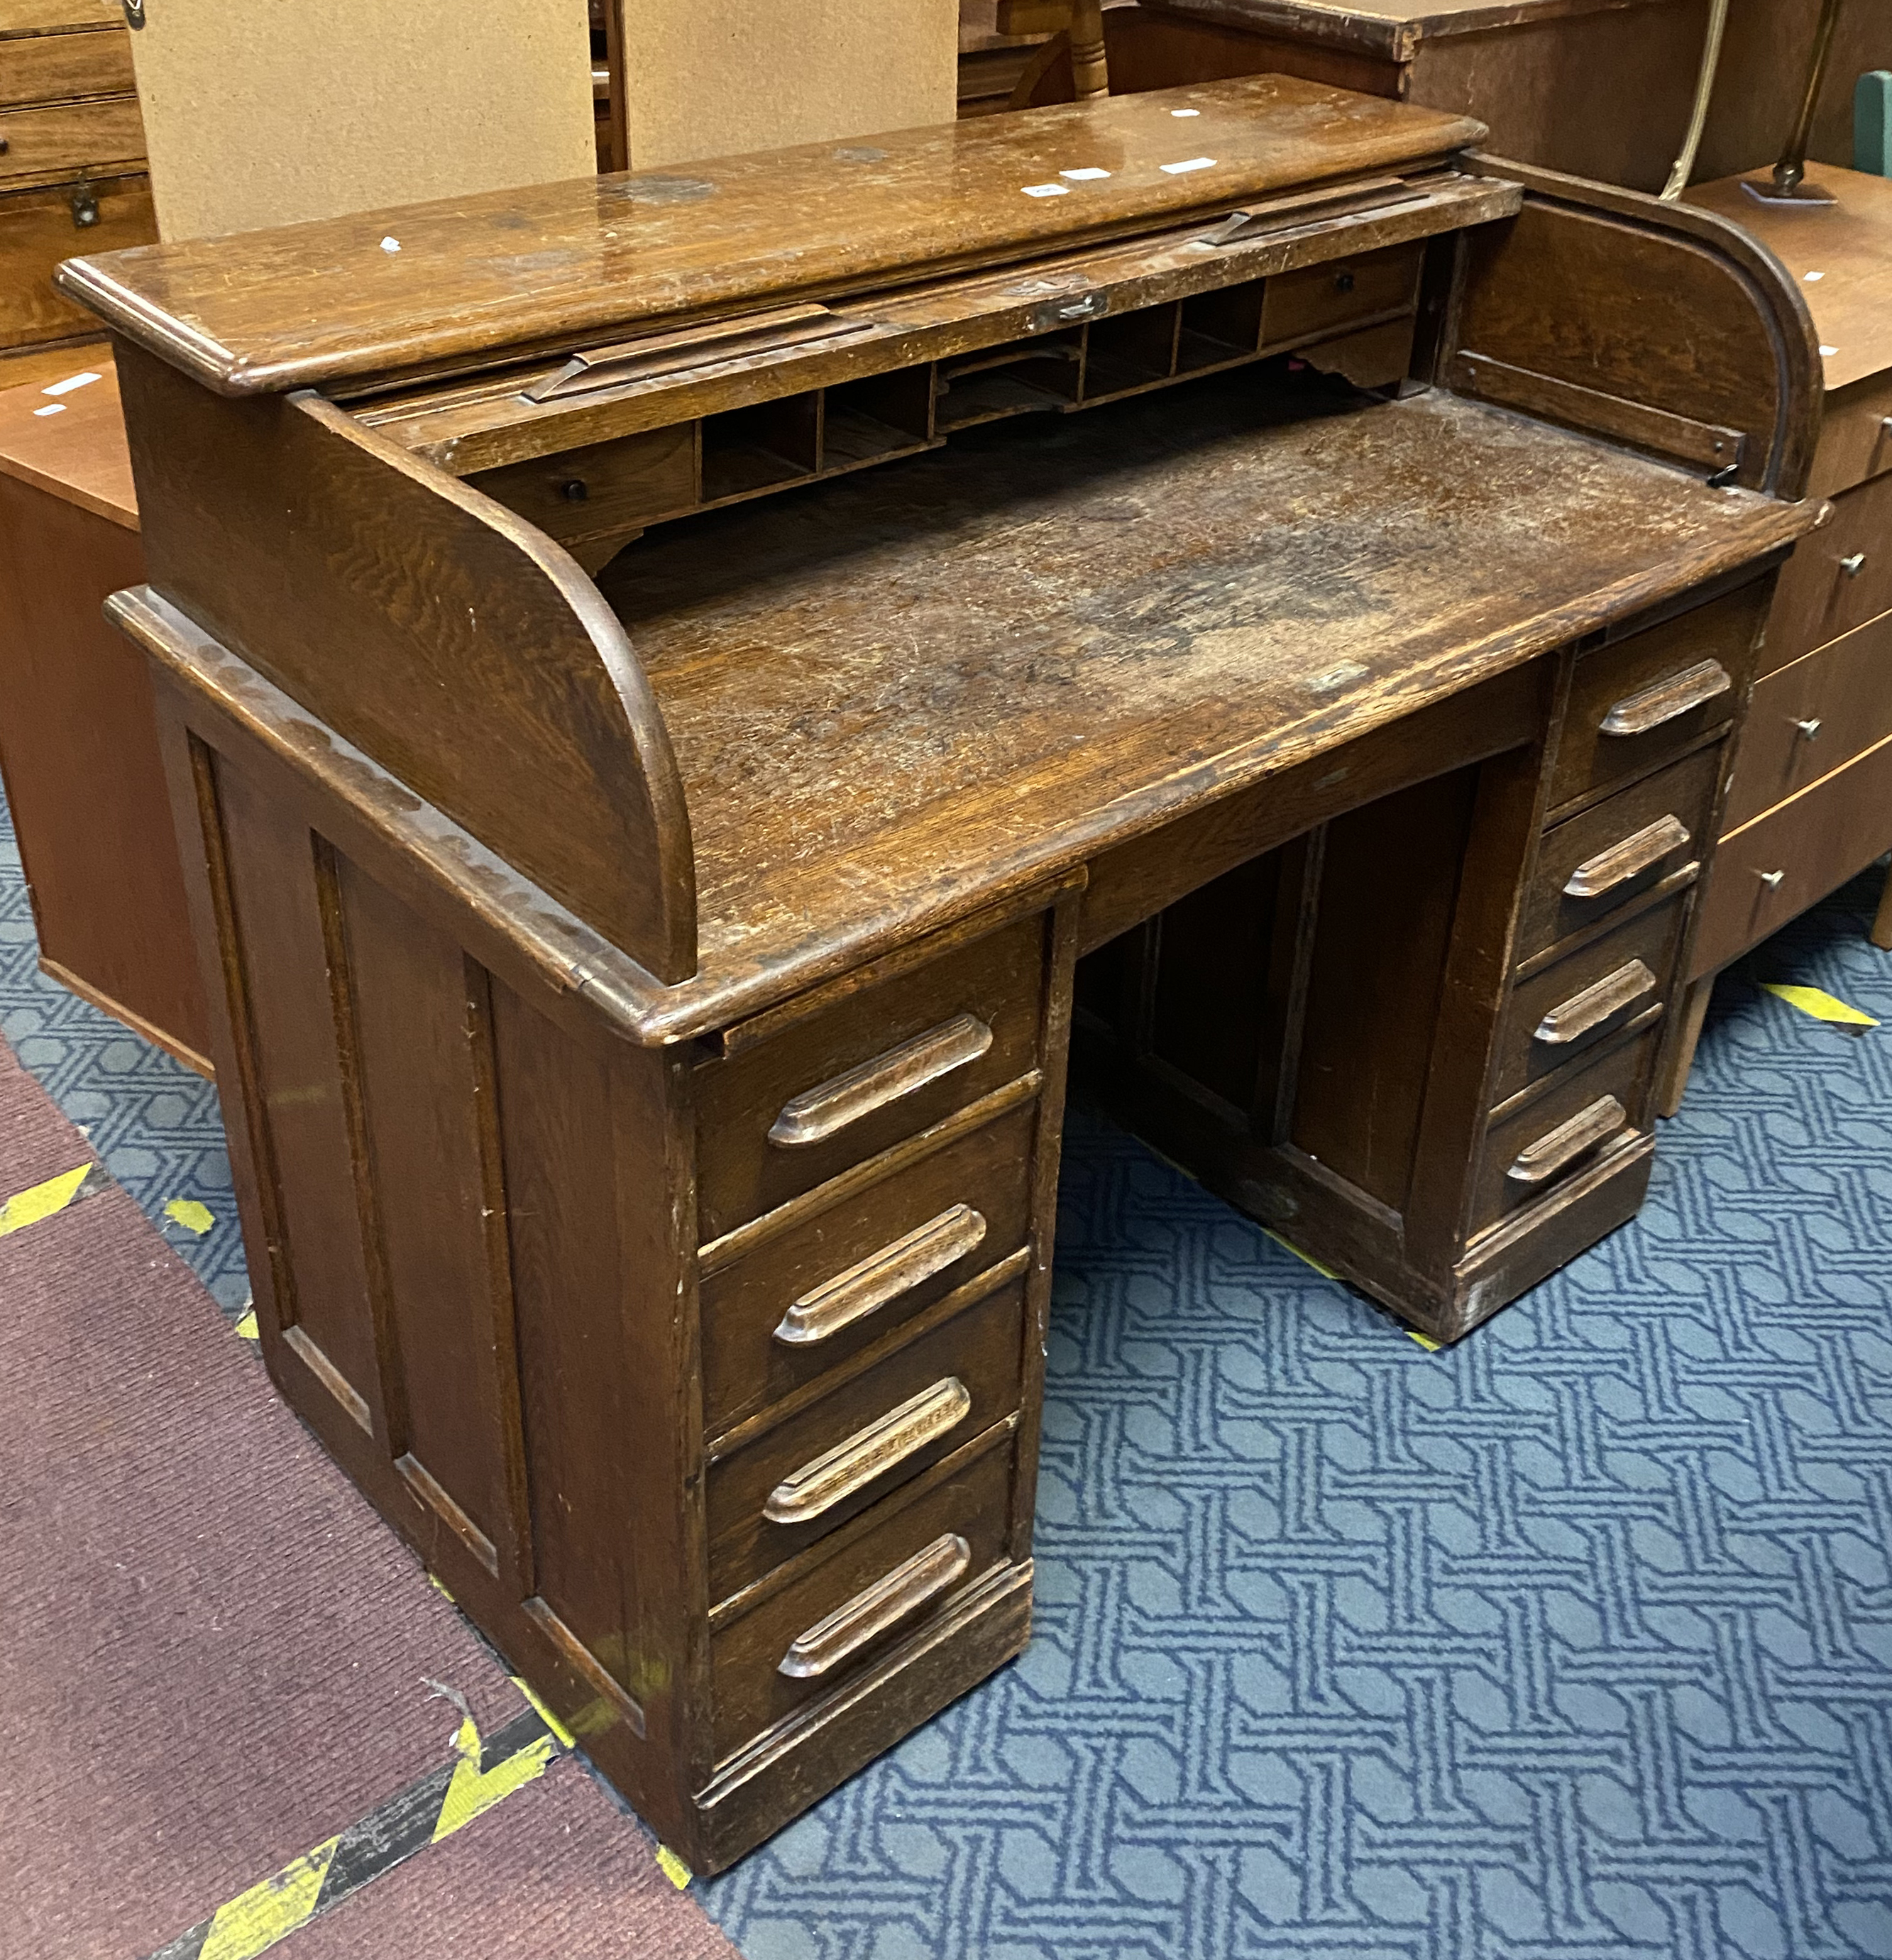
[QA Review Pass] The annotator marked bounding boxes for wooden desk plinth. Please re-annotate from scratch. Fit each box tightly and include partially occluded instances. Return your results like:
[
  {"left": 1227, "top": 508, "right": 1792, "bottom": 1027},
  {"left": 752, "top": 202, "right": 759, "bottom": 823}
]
[{"left": 67, "top": 77, "right": 1817, "bottom": 1870}]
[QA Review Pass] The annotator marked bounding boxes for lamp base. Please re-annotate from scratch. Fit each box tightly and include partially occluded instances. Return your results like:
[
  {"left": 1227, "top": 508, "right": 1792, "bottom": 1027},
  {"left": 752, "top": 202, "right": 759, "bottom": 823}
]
[{"left": 1742, "top": 175, "right": 1838, "bottom": 207}]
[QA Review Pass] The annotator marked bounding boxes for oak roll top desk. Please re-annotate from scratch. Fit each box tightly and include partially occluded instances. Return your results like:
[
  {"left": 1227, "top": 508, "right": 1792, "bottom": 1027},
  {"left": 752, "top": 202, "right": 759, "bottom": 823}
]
[{"left": 62, "top": 76, "right": 1818, "bottom": 1870}]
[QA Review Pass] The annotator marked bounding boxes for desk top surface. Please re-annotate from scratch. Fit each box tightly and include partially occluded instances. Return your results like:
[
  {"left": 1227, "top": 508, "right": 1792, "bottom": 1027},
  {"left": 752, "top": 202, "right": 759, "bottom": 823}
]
[
  {"left": 0, "top": 348, "right": 135, "bottom": 529},
  {"left": 57, "top": 75, "right": 1483, "bottom": 398},
  {"left": 1688, "top": 165, "right": 1892, "bottom": 395},
  {"left": 1145, "top": 0, "right": 1667, "bottom": 57},
  {"left": 595, "top": 368, "right": 1805, "bottom": 1027}
]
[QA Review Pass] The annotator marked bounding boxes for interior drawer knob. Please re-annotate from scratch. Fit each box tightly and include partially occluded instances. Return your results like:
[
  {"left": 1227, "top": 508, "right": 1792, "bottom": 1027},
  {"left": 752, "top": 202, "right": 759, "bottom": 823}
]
[
  {"left": 1533, "top": 959, "right": 1657, "bottom": 1045},
  {"left": 777, "top": 1532, "right": 972, "bottom": 1680},
  {"left": 769, "top": 1012, "right": 994, "bottom": 1147},
  {"left": 1563, "top": 814, "right": 1692, "bottom": 899},
  {"left": 774, "top": 1204, "right": 989, "bottom": 1347},
  {"left": 764, "top": 1377, "right": 972, "bottom": 1525},
  {"left": 1507, "top": 1094, "right": 1629, "bottom": 1185},
  {"left": 1839, "top": 552, "right": 1866, "bottom": 577},
  {"left": 1599, "top": 659, "right": 1732, "bottom": 737}
]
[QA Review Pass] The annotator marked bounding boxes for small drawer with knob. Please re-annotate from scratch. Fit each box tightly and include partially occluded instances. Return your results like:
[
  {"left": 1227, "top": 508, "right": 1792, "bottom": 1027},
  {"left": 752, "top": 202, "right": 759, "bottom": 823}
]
[
  {"left": 0, "top": 92, "right": 143, "bottom": 182},
  {"left": 708, "top": 1422, "right": 1015, "bottom": 1762},
  {"left": 1473, "top": 1025, "right": 1661, "bottom": 1235},
  {"left": 1259, "top": 240, "right": 1423, "bottom": 351},
  {"left": 1549, "top": 581, "right": 1767, "bottom": 810},
  {"left": 699, "top": 1098, "right": 1037, "bottom": 1436},
  {"left": 1519, "top": 744, "right": 1720, "bottom": 961},
  {"left": 466, "top": 420, "right": 698, "bottom": 553},
  {"left": 1496, "top": 898, "right": 1685, "bottom": 1102},
  {"left": 1721, "top": 608, "right": 1892, "bottom": 831},
  {"left": 705, "top": 1265, "right": 1024, "bottom": 1600},
  {"left": 1766, "top": 466, "right": 1892, "bottom": 669}
]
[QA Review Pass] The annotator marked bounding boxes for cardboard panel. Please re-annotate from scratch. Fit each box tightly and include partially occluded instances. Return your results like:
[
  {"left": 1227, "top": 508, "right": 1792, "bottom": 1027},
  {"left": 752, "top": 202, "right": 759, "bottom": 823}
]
[
  {"left": 125, "top": 0, "right": 595, "bottom": 240},
  {"left": 620, "top": 0, "right": 956, "bottom": 169}
]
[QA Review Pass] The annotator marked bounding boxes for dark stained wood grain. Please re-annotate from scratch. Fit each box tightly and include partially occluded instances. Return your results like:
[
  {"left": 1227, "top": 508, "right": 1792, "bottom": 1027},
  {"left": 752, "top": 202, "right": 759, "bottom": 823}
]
[
  {"left": 60, "top": 76, "right": 1486, "bottom": 397},
  {"left": 116, "top": 338, "right": 697, "bottom": 981}
]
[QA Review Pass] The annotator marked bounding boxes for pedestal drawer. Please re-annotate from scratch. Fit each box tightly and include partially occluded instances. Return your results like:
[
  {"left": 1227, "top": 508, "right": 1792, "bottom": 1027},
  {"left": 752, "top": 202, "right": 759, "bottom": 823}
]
[
  {"left": 710, "top": 1426, "right": 1014, "bottom": 1762},
  {"left": 697, "top": 910, "right": 1047, "bottom": 1240},
  {"left": 0, "top": 26, "right": 135, "bottom": 109},
  {"left": 1475, "top": 1026, "right": 1661, "bottom": 1235},
  {"left": 1690, "top": 732, "right": 1892, "bottom": 976},
  {"left": 700, "top": 1098, "right": 1037, "bottom": 1437},
  {"left": 1549, "top": 583, "right": 1763, "bottom": 811},
  {"left": 707, "top": 1269, "right": 1024, "bottom": 1600},
  {"left": 1768, "top": 467, "right": 1892, "bottom": 670},
  {"left": 1722, "top": 608, "right": 1892, "bottom": 831},
  {"left": 1260, "top": 239, "right": 1421, "bottom": 348},
  {"left": 1497, "top": 898, "right": 1685, "bottom": 1103},
  {"left": 1519, "top": 744, "right": 1720, "bottom": 961}
]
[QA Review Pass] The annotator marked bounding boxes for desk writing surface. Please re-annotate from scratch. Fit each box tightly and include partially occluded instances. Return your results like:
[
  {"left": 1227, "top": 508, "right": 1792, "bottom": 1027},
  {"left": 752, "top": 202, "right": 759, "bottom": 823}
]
[
  {"left": 1146, "top": 0, "right": 1668, "bottom": 57},
  {"left": 603, "top": 366, "right": 1804, "bottom": 986},
  {"left": 57, "top": 74, "right": 1482, "bottom": 397}
]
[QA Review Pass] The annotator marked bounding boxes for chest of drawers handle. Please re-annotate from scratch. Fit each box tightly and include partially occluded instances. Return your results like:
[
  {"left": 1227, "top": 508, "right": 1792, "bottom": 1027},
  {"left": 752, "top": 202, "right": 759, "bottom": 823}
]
[
  {"left": 1563, "top": 814, "right": 1693, "bottom": 898},
  {"left": 1534, "top": 959, "right": 1657, "bottom": 1045},
  {"left": 764, "top": 1377, "right": 973, "bottom": 1524},
  {"left": 774, "top": 1204, "right": 989, "bottom": 1348},
  {"left": 768, "top": 1013, "right": 994, "bottom": 1147},
  {"left": 777, "top": 1531, "right": 973, "bottom": 1680},
  {"left": 1599, "top": 659, "right": 1732, "bottom": 737},
  {"left": 1507, "top": 1094, "right": 1628, "bottom": 1185}
]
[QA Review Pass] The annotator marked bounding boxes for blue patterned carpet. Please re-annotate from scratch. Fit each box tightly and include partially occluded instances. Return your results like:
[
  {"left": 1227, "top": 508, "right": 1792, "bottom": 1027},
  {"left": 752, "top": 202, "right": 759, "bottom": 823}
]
[{"left": 3, "top": 775, "right": 1888, "bottom": 1959}]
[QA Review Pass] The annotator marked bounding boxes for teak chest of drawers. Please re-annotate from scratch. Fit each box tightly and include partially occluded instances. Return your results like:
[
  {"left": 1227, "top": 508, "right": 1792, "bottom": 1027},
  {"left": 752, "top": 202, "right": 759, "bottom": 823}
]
[
  {"left": 0, "top": 0, "right": 153, "bottom": 358},
  {"left": 63, "top": 77, "right": 1818, "bottom": 1869}
]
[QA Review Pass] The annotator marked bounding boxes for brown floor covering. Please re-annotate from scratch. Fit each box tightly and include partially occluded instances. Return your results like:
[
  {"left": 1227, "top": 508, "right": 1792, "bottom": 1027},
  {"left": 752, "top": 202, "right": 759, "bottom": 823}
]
[{"left": 0, "top": 1045, "right": 739, "bottom": 1959}]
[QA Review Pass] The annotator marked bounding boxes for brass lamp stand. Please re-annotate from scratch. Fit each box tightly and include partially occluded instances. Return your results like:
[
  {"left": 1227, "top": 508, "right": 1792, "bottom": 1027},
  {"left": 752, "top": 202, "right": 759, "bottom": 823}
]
[{"left": 1744, "top": 0, "right": 1847, "bottom": 205}]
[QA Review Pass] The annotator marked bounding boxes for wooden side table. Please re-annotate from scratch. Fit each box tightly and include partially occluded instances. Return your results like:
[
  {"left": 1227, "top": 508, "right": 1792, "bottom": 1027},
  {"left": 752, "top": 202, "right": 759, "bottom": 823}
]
[
  {"left": 0, "top": 348, "right": 211, "bottom": 1072},
  {"left": 1660, "top": 163, "right": 1892, "bottom": 1108}
]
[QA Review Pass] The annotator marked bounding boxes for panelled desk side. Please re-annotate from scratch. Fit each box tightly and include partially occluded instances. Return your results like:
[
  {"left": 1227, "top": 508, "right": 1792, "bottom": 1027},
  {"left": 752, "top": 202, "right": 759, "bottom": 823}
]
[{"left": 79, "top": 82, "right": 1817, "bottom": 1870}]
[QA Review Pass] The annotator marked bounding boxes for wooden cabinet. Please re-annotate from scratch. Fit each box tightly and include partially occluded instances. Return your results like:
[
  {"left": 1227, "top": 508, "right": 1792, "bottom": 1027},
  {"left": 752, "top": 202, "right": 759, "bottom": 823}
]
[
  {"left": 1661, "top": 166, "right": 1892, "bottom": 1104},
  {"left": 0, "top": 0, "right": 153, "bottom": 355}
]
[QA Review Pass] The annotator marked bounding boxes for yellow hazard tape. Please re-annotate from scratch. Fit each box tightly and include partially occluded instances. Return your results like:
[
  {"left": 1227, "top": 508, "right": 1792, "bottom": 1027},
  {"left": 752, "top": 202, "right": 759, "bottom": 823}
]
[
  {"left": 165, "top": 1197, "right": 215, "bottom": 1235},
  {"left": 233, "top": 1309, "right": 259, "bottom": 1341},
  {"left": 433, "top": 1715, "right": 555, "bottom": 1842},
  {"left": 510, "top": 1673, "right": 576, "bottom": 1750},
  {"left": 1264, "top": 1229, "right": 1338, "bottom": 1281},
  {"left": 1406, "top": 1328, "right": 1441, "bottom": 1353},
  {"left": 195, "top": 1839, "right": 340, "bottom": 1960},
  {"left": 0, "top": 1163, "right": 89, "bottom": 1238},
  {"left": 1762, "top": 984, "right": 1879, "bottom": 1029},
  {"left": 656, "top": 1844, "right": 694, "bottom": 1889}
]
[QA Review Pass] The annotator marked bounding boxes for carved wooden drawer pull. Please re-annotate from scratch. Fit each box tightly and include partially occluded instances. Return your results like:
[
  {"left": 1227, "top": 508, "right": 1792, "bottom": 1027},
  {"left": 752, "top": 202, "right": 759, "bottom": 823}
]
[
  {"left": 1563, "top": 815, "right": 1691, "bottom": 899},
  {"left": 768, "top": 1013, "right": 994, "bottom": 1147},
  {"left": 1533, "top": 959, "right": 1657, "bottom": 1045},
  {"left": 774, "top": 1204, "right": 989, "bottom": 1348},
  {"left": 776, "top": 1532, "right": 972, "bottom": 1680},
  {"left": 1599, "top": 659, "right": 1732, "bottom": 737},
  {"left": 1507, "top": 1095, "right": 1628, "bottom": 1185},
  {"left": 764, "top": 1377, "right": 972, "bottom": 1524}
]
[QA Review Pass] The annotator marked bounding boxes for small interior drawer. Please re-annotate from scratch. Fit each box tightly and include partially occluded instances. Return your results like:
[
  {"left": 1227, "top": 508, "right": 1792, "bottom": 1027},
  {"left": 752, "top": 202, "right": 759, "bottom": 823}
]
[
  {"left": 0, "top": 25, "right": 133, "bottom": 110},
  {"left": 700, "top": 1099, "right": 1037, "bottom": 1438},
  {"left": 710, "top": 1426, "right": 1013, "bottom": 1761},
  {"left": 1259, "top": 240, "right": 1422, "bottom": 351},
  {"left": 697, "top": 910, "right": 1047, "bottom": 1242},
  {"left": 1474, "top": 1025, "right": 1661, "bottom": 1236},
  {"left": 0, "top": 93, "right": 143, "bottom": 180},
  {"left": 1722, "top": 607, "right": 1892, "bottom": 833},
  {"left": 1519, "top": 744, "right": 1720, "bottom": 962},
  {"left": 705, "top": 1269, "right": 1024, "bottom": 1602},
  {"left": 1767, "top": 467, "right": 1892, "bottom": 671},
  {"left": 467, "top": 422, "right": 697, "bottom": 549},
  {"left": 1549, "top": 581, "right": 1765, "bottom": 813},
  {"left": 1495, "top": 898, "right": 1685, "bottom": 1103}
]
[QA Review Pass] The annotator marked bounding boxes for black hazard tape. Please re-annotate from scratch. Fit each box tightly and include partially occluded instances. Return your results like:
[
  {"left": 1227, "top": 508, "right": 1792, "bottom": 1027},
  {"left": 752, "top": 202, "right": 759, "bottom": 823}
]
[{"left": 146, "top": 1705, "right": 562, "bottom": 1960}]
